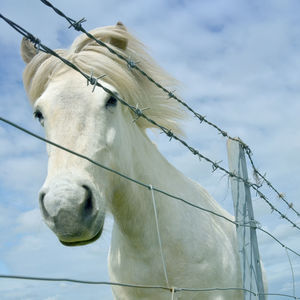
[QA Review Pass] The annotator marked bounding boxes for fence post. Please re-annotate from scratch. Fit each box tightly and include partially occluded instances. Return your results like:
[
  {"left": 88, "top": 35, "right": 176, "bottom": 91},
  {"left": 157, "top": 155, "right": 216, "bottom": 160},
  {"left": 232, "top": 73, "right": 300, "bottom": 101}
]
[{"left": 227, "top": 139, "right": 265, "bottom": 300}]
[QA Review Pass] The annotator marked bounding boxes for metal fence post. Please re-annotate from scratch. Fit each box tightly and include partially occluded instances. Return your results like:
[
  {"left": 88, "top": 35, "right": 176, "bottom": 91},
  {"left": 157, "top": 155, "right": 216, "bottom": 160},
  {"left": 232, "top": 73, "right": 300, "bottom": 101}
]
[{"left": 227, "top": 139, "right": 265, "bottom": 300}]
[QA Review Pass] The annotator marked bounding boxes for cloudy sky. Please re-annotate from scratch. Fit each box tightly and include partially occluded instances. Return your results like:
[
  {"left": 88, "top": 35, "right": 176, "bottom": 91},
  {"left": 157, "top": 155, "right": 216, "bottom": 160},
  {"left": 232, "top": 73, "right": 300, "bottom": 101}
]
[{"left": 0, "top": 0, "right": 300, "bottom": 299}]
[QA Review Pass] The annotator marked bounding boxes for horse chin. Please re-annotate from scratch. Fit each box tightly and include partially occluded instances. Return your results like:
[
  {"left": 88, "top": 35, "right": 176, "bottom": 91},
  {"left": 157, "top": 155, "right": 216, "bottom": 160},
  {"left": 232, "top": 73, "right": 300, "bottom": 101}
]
[{"left": 59, "top": 225, "right": 103, "bottom": 247}]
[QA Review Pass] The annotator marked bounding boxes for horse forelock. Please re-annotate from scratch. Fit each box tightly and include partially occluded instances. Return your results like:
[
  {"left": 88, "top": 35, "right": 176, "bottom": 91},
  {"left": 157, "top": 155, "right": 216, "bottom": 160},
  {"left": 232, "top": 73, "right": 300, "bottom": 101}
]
[{"left": 23, "top": 25, "right": 186, "bottom": 135}]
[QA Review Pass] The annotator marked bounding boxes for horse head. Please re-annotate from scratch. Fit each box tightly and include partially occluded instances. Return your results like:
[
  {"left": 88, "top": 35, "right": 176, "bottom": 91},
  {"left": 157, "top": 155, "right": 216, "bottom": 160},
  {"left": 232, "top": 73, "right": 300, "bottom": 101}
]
[{"left": 20, "top": 23, "right": 130, "bottom": 246}]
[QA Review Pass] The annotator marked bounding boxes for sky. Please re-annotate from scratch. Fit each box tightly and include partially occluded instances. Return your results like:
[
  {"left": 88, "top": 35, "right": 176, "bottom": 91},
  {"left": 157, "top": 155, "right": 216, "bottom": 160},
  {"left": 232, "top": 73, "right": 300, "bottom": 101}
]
[{"left": 0, "top": 0, "right": 299, "bottom": 299}]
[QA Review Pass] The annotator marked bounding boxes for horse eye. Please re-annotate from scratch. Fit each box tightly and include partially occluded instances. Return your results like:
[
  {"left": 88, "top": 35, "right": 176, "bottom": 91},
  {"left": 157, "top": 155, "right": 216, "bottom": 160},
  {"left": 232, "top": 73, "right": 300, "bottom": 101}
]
[
  {"left": 105, "top": 96, "right": 117, "bottom": 109},
  {"left": 33, "top": 110, "right": 44, "bottom": 126}
]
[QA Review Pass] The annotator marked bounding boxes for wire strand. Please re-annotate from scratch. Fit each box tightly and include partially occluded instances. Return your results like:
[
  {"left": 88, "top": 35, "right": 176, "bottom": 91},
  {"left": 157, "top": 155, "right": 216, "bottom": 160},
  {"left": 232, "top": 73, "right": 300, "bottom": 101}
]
[
  {"left": 149, "top": 185, "right": 169, "bottom": 287},
  {"left": 0, "top": 274, "right": 299, "bottom": 299},
  {"left": 285, "top": 247, "right": 296, "bottom": 298}
]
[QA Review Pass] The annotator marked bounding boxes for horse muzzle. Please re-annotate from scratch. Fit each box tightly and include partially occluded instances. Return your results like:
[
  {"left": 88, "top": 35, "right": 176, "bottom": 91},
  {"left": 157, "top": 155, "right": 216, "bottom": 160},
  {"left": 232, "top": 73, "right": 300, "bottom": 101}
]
[{"left": 39, "top": 176, "right": 105, "bottom": 246}]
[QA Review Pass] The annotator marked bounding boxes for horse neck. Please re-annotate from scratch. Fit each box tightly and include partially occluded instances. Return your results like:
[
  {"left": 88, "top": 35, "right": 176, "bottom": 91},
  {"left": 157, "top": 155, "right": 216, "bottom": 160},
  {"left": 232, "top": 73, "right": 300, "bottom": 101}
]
[{"left": 109, "top": 123, "right": 185, "bottom": 241}]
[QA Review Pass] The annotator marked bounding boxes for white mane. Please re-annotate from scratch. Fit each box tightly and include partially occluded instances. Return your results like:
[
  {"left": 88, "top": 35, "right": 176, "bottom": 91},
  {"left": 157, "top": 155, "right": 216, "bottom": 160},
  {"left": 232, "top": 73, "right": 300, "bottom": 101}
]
[{"left": 23, "top": 24, "right": 186, "bottom": 134}]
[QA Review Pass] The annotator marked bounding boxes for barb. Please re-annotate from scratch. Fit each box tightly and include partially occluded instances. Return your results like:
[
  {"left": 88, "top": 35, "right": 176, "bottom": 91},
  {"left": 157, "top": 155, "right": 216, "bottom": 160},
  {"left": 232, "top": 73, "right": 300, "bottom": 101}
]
[
  {"left": 69, "top": 17, "right": 87, "bottom": 31},
  {"left": 87, "top": 71, "right": 106, "bottom": 92},
  {"left": 39, "top": 0, "right": 300, "bottom": 219},
  {"left": 132, "top": 104, "right": 150, "bottom": 123},
  {"left": 0, "top": 12, "right": 299, "bottom": 231}
]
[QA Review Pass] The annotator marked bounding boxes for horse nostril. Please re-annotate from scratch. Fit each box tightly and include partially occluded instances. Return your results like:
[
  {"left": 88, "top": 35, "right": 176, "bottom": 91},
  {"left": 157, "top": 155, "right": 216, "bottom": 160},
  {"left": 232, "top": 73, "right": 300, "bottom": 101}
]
[
  {"left": 39, "top": 191, "right": 49, "bottom": 218},
  {"left": 82, "top": 185, "right": 93, "bottom": 213},
  {"left": 39, "top": 192, "right": 46, "bottom": 203}
]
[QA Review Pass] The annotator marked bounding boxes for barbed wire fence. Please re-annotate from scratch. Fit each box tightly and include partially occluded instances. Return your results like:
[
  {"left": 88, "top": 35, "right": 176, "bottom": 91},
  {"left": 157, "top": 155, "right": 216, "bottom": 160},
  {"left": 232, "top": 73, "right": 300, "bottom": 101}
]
[{"left": 0, "top": 2, "right": 299, "bottom": 299}]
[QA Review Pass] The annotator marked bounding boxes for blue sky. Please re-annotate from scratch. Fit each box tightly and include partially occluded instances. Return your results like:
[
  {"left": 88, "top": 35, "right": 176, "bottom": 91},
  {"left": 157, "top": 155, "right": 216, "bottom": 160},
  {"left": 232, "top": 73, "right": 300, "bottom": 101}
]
[{"left": 0, "top": 0, "right": 300, "bottom": 299}]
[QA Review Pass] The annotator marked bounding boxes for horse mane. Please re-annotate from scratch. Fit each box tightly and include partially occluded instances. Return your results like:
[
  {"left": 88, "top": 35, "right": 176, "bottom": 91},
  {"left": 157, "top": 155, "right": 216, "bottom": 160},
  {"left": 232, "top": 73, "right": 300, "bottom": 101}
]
[{"left": 23, "top": 24, "right": 186, "bottom": 135}]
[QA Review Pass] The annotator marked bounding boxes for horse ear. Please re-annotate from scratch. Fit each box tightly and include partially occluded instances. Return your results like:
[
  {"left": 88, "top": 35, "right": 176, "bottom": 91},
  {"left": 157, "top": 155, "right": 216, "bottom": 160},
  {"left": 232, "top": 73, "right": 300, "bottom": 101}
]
[
  {"left": 116, "top": 21, "right": 127, "bottom": 30},
  {"left": 108, "top": 22, "right": 128, "bottom": 50},
  {"left": 21, "top": 37, "right": 37, "bottom": 64}
]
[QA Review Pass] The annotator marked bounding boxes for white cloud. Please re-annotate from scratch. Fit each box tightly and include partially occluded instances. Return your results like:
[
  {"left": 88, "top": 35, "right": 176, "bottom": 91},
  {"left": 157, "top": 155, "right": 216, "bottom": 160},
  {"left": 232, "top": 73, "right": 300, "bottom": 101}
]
[
  {"left": 44, "top": 296, "right": 59, "bottom": 300},
  {"left": 15, "top": 208, "right": 42, "bottom": 233}
]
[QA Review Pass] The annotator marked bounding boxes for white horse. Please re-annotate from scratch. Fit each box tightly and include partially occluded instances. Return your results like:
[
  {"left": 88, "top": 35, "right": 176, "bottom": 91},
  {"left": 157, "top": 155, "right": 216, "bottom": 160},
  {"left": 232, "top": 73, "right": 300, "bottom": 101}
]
[{"left": 21, "top": 22, "right": 243, "bottom": 299}]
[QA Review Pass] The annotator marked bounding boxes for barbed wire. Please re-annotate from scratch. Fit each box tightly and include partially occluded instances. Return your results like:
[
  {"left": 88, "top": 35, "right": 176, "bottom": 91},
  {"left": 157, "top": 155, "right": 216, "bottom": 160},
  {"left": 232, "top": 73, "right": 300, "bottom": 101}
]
[
  {"left": 0, "top": 274, "right": 299, "bottom": 299},
  {"left": 0, "top": 116, "right": 299, "bottom": 259},
  {"left": 1, "top": 12, "right": 298, "bottom": 232},
  {"left": 39, "top": 0, "right": 300, "bottom": 219}
]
